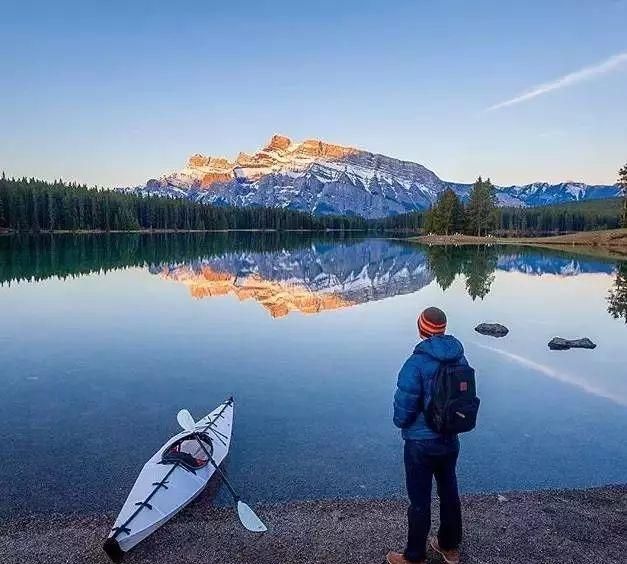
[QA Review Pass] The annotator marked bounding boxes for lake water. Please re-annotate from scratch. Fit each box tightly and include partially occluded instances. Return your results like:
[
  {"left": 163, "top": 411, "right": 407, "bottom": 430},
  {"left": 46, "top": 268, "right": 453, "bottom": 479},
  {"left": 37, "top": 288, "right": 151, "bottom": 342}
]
[{"left": 1, "top": 233, "right": 626, "bottom": 517}]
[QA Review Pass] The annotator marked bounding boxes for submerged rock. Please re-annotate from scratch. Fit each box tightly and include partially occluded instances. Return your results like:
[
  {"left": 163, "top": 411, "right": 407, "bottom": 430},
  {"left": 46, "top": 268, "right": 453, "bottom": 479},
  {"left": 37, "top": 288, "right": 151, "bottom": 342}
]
[
  {"left": 548, "top": 337, "right": 597, "bottom": 351},
  {"left": 475, "top": 323, "right": 509, "bottom": 337}
]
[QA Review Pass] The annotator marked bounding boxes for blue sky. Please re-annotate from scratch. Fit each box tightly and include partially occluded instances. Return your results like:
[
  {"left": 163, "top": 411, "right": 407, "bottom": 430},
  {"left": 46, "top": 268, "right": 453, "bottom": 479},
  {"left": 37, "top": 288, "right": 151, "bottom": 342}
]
[{"left": 1, "top": 0, "right": 626, "bottom": 187}]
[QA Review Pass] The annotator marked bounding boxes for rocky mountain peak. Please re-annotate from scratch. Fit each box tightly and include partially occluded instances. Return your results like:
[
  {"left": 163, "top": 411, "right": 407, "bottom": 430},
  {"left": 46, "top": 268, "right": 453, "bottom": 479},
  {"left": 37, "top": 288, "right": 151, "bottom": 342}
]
[
  {"left": 171, "top": 135, "right": 368, "bottom": 189},
  {"left": 187, "top": 154, "right": 233, "bottom": 170},
  {"left": 294, "top": 139, "right": 358, "bottom": 160},
  {"left": 264, "top": 134, "right": 293, "bottom": 153}
]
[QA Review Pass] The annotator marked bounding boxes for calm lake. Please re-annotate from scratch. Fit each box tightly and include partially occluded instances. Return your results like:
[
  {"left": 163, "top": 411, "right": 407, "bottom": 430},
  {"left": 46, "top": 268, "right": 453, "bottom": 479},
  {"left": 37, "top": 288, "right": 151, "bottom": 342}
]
[{"left": 1, "top": 233, "right": 626, "bottom": 517}]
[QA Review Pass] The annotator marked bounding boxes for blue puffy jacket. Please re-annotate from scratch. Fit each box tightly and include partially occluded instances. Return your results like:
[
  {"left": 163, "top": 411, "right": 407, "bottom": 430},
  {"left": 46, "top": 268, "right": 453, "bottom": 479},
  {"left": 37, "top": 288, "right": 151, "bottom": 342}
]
[{"left": 393, "top": 334, "right": 468, "bottom": 440}]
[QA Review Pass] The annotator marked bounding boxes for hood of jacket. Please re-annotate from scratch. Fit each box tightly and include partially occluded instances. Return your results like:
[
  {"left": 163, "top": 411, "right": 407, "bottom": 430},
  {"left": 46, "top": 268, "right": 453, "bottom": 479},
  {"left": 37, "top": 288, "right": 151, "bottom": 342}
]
[{"left": 413, "top": 334, "right": 464, "bottom": 362}]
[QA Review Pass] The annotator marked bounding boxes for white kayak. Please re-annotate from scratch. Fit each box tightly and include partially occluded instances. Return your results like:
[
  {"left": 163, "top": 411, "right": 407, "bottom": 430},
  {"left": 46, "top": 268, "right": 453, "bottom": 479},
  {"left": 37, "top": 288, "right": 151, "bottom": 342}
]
[{"left": 103, "top": 398, "right": 234, "bottom": 562}]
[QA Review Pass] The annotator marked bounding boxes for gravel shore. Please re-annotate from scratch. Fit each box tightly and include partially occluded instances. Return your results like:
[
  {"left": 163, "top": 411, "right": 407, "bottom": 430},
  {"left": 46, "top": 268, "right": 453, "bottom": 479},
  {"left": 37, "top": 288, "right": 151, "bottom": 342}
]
[
  {"left": 409, "top": 229, "right": 627, "bottom": 248},
  {"left": 1, "top": 486, "right": 625, "bottom": 564}
]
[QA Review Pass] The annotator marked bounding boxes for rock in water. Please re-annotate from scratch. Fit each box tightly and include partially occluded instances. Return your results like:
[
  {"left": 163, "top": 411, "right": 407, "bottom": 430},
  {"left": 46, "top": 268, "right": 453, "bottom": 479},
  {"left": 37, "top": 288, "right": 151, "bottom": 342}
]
[
  {"left": 548, "top": 337, "right": 597, "bottom": 351},
  {"left": 475, "top": 323, "right": 509, "bottom": 337}
]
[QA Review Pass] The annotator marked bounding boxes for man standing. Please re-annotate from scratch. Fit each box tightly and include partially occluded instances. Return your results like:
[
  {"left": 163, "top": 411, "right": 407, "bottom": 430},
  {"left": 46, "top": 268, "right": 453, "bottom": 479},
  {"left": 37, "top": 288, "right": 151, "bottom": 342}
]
[{"left": 387, "top": 307, "right": 478, "bottom": 564}]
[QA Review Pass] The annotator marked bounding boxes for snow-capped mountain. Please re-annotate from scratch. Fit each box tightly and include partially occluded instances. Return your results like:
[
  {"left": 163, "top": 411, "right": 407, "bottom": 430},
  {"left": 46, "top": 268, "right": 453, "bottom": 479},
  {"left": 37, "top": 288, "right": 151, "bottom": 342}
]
[{"left": 131, "top": 134, "right": 621, "bottom": 218}]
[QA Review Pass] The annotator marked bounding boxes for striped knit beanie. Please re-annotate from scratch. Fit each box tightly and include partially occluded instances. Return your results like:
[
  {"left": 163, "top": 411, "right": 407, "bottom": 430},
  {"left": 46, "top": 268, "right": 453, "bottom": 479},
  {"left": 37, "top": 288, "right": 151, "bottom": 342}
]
[{"left": 418, "top": 307, "right": 447, "bottom": 339}]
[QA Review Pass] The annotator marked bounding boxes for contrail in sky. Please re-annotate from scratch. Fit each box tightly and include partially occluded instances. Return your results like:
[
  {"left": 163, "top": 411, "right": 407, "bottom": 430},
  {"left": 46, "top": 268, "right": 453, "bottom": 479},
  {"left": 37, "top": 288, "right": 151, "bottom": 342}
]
[{"left": 485, "top": 51, "right": 627, "bottom": 112}]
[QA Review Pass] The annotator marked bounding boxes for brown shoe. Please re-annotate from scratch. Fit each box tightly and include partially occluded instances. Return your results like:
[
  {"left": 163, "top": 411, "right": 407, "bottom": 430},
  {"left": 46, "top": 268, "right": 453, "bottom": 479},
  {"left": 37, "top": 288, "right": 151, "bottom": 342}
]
[
  {"left": 386, "top": 551, "right": 426, "bottom": 564},
  {"left": 429, "top": 537, "right": 460, "bottom": 564}
]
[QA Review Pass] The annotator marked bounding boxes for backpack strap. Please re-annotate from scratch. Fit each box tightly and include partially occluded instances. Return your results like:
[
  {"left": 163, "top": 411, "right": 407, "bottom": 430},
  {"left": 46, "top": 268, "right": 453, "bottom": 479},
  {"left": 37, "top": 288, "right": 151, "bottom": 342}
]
[{"left": 418, "top": 356, "right": 452, "bottom": 413}]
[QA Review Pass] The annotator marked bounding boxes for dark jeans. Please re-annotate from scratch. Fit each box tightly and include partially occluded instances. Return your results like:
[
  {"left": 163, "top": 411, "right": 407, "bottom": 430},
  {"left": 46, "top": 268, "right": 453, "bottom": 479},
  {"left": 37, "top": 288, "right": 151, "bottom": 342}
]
[{"left": 403, "top": 438, "right": 462, "bottom": 562}]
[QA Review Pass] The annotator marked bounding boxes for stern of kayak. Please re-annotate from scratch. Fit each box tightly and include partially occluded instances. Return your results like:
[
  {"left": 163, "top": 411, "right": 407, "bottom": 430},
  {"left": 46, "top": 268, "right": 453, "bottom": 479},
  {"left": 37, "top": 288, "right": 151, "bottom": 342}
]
[{"left": 103, "top": 537, "right": 124, "bottom": 563}]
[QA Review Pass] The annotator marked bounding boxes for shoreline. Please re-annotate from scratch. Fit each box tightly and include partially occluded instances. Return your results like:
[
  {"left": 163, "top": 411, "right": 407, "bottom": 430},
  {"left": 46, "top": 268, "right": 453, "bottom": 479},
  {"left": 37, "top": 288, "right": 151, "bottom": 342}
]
[
  {"left": 409, "top": 228, "right": 627, "bottom": 248},
  {"left": 408, "top": 229, "right": 627, "bottom": 261},
  {"left": 2, "top": 485, "right": 624, "bottom": 563},
  {"left": 0, "top": 228, "right": 367, "bottom": 236}
]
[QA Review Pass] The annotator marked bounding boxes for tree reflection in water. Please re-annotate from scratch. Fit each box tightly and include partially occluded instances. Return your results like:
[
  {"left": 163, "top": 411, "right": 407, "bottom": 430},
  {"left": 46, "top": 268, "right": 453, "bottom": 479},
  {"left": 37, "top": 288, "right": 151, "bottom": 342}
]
[
  {"left": 608, "top": 263, "right": 627, "bottom": 323},
  {"left": 1, "top": 233, "right": 623, "bottom": 321},
  {"left": 426, "top": 245, "right": 498, "bottom": 300}
]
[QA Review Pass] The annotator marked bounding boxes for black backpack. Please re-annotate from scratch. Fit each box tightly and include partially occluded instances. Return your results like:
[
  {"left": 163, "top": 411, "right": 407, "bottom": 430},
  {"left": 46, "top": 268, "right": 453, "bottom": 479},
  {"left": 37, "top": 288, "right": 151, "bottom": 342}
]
[{"left": 425, "top": 361, "right": 480, "bottom": 434}]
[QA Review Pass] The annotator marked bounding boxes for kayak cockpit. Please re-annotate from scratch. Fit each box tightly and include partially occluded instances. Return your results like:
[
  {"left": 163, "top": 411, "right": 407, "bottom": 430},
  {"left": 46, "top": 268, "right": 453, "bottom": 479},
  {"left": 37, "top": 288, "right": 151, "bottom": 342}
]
[{"left": 161, "top": 433, "right": 213, "bottom": 471}]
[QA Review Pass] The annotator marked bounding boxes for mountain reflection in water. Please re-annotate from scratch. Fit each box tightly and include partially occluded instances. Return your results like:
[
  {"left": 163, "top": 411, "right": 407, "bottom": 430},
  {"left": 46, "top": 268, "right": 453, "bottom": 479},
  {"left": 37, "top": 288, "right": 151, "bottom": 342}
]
[
  {"left": 150, "top": 239, "right": 620, "bottom": 317},
  {"left": 152, "top": 240, "right": 432, "bottom": 317},
  {"left": 0, "top": 233, "right": 624, "bottom": 321}
]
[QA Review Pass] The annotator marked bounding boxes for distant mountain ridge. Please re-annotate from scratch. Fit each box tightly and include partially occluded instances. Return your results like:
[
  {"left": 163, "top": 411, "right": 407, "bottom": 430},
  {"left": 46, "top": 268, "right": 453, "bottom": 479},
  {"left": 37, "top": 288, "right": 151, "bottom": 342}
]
[{"left": 127, "top": 134, "right": 621, "bottom": 219}]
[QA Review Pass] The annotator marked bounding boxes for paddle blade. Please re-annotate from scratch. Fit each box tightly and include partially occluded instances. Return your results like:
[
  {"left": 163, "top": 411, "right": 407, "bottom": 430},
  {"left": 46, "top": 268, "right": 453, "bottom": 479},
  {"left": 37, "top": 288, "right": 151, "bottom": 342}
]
[
  {"left": 177, "top": 409, "right": 196, "bottom": 431},
  {"left": 237, "top": 501, "right": 267, "bottom": 532}
]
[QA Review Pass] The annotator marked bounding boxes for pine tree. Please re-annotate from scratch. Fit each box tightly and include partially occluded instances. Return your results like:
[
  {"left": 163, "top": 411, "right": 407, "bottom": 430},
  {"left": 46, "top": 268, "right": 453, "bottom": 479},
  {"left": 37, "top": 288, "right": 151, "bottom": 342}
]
[
  {"left": 465, "top": 177, "right": 497, "bottom": 236},
  {"left": 423, "top": 189, "right": 464, "bottom": 235},
  {"left": 437, "top": 188, "right": 465, "bottom": 235},
  {"left": 423, "top": 205, "right": 437, "bottom": 234},
  {"left": 31, "top": 190, "right": 40, "bottom": 232},
  {"left": 465, "top": 176, "right": 483, "bottom": 236},
  {"left": 618, "top": 162, "right": 627, "bottom": 228},
  {"left": 0, "top": 176, "right": 6, "bottom": 228}
]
